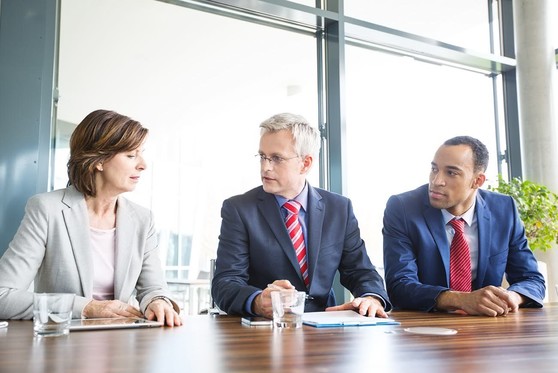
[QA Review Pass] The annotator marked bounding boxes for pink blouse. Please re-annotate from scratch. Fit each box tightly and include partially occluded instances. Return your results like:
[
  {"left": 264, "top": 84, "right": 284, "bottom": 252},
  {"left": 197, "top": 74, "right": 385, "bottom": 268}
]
[{"left": 89, "top": 227, "right": 116, "bottom": 300}]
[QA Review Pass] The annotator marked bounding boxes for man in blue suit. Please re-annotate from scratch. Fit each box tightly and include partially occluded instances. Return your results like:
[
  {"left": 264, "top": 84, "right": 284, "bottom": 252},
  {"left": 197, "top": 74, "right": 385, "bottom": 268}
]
[
  {"left": 212, "top": 113, "right": 391, "bottom": 319},
  {"left": 383, "top": 136, "right": 545, "bottom": 316}
]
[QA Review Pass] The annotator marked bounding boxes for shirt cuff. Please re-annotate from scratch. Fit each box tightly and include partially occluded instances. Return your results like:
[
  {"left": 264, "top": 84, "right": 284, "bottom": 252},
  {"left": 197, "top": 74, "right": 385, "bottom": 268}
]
[
  {"left": 360, "top": 293, "right": 387, "bottom": 309},
  {"left": 245, "top": 290, "right": 262, "bottom": 315}
]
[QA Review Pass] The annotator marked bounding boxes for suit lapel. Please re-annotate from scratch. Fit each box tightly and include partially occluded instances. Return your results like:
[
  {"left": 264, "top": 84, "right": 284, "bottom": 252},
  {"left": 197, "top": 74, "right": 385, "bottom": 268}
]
[
  {"left": 62, "top": 187, "right": 93, "bottom": 297},
  {"left": 473, "top": 193, "right": 490, "bottom": 288},
  {"left": 305, "top": 186, "right": 323, "bottom": 288},
  {"left": 424, "top": 204, "right": 450, "bottom": 285}
]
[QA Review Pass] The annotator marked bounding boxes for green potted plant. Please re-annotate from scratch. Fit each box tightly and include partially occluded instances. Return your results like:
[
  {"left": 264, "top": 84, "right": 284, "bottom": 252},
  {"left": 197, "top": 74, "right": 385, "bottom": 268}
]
[{"left": 489, "top": 175, "right": 558, "bottom": 252}]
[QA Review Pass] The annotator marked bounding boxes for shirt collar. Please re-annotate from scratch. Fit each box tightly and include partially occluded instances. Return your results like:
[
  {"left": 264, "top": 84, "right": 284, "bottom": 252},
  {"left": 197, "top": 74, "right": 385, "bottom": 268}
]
[
  {"left": 441, "top": 198, "right": 476, "bottom": 227},
  {"left": 275, "top": 182, "right": 309, "bottom": 211}
]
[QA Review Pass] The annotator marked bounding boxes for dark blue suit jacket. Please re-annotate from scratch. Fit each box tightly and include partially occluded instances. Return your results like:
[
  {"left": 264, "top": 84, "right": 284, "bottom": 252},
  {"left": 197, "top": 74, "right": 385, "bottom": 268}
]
[
  {"left": 383, "top": 184, "right": 545, "bottom": 311},
  {"left": 212, "top": 184, "right": 391, "bottom": 316}
]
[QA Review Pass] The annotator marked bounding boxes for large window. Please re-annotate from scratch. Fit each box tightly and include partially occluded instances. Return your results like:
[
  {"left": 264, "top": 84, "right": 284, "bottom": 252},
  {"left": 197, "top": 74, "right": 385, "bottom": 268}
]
[
  {"left": 344, "top": 0, "right": 495, "bottom": 53},
  {"left": 55, "top": 0, "right": 318, "bottom": 312},
  {"left": 53, "top": 0, "right": 508, "bottom": 312},
  {"left": 345, "top": 47, "right": 498, "bottom": 267}
]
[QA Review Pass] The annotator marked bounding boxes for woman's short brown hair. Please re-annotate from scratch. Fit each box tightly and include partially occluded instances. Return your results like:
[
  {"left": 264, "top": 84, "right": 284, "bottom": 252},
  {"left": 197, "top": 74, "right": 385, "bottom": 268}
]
[{"left": 67, "top": 109, "right": 148, "bottom": 197}]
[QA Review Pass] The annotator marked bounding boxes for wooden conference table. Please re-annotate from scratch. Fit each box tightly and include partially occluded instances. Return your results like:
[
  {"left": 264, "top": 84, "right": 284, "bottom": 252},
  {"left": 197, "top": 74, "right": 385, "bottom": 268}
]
[{"left": 1, "top": 304, "right": 557, "bottom": 373}]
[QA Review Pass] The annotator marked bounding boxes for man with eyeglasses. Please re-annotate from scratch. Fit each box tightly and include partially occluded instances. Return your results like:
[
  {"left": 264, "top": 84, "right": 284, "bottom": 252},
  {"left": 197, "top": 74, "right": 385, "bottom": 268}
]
[{"left": 212, "top": 113, "right": 391, "bottom": 319}]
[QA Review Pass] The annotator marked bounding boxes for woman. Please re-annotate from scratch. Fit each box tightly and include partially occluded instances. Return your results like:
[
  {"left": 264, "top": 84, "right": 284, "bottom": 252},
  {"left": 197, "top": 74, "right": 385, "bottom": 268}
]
[{"left": 0, "top": 109, "right": 181, "bottom": 326}]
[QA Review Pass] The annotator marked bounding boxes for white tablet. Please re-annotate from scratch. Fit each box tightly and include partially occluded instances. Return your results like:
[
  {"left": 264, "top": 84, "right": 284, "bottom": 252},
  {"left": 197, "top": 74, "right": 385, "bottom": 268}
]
[{"left": 69, "top": 317, "right": 163, "bottom": 331}]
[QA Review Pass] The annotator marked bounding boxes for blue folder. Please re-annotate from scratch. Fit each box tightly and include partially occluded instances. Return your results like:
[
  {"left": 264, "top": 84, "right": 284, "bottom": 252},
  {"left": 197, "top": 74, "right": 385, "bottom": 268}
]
[{"left": 301, "top": 310, "right": 400, "bottom": 328}]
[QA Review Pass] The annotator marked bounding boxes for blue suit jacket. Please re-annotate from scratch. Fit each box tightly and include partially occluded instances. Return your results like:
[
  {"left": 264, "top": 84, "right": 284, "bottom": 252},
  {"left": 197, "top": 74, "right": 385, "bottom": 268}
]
[
  {"left": 212, "top": 184, "right": 391, "bottom": 316},
  {"left": 383, "top": 184, "right": 545, "bottom": 311}
]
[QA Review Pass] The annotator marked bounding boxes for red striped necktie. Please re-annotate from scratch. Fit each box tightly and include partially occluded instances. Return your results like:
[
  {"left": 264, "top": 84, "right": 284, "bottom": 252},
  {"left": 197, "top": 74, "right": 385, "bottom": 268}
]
[
  {"left": 449, "top": 218, "right": 472, "bottom": 292},
  {"left": 283, "top": 200, "right": 309, "bottom": 287}
]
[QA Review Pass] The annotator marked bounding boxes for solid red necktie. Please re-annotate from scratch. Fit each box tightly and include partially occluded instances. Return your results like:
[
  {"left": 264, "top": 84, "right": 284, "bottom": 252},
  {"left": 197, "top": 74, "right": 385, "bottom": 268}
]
[
  {"left": 284, "top": 200, "right": 309, "bottom": 287},
  {"left": 449, "top": 218, "right": 472, "bottom": 292}
]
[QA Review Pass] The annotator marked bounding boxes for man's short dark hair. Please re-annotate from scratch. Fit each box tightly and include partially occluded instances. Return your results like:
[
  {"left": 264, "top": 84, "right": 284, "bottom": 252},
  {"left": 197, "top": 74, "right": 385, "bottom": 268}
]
[{"left": 443, "top": 136, "right": 489, "bottom": 173}]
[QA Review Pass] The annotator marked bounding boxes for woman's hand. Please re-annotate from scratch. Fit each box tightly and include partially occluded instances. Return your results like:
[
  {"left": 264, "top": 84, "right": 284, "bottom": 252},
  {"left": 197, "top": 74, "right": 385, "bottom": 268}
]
[{"left": 145, "top": 298, "right": 182, "bottom": 326}]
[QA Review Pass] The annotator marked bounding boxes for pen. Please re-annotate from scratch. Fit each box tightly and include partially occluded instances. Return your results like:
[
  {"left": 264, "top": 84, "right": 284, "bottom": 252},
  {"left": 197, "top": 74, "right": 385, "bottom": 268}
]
[{"left": 266, "top": 284, "right": 314, "bottom": 300}]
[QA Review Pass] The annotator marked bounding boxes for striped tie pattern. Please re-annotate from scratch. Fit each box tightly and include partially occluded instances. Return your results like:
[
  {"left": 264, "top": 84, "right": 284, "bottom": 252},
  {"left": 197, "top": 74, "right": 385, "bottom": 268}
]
[
  {"left": 449, "top": 218, "right": 472, "bottom": 292},
  {"left": 284, "top": 200, "right": 309, "bottom": 287}
]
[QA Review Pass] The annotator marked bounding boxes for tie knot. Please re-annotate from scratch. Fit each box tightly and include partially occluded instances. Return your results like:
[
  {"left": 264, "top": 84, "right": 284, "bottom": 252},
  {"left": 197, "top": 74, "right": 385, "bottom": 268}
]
[
  {"left": 284, "top": 200, "right": 301, "bottom": 215},
  {"left": 449, "top": 218, "right": 465, "bottom": 233}
]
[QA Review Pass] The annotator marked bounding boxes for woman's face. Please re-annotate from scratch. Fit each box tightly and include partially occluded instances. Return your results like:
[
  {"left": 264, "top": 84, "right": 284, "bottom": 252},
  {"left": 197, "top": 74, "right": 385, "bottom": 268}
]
[{"left": 96, "top": 144, "right": 147, "bottom": 196}]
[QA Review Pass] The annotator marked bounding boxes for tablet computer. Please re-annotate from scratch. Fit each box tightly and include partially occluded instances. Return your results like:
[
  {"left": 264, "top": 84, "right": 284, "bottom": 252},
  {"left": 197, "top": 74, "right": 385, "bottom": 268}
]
[{"left": 69, "top": 317, "right": 163, "bottom": 331}]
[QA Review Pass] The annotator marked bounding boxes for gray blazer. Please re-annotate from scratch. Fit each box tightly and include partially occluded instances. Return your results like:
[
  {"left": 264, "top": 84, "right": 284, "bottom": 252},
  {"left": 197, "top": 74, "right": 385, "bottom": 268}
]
[{"left": 0, "top": 186, "right": 178, "bottom": 319}]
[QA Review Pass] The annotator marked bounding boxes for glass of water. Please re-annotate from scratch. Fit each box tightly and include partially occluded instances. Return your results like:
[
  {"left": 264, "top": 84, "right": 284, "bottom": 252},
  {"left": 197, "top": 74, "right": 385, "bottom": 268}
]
[
  {"left": 271, "top": 290, "right": 306, "bottom": 329},
  {"left": 33, "top": 293, "right": 75, "bottom": 337}
]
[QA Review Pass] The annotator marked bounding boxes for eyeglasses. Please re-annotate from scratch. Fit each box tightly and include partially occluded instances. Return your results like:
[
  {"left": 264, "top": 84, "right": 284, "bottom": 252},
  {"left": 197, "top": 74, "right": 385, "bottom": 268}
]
[{"left": 256, "top": 153, "right": 300, "bottom": 165}]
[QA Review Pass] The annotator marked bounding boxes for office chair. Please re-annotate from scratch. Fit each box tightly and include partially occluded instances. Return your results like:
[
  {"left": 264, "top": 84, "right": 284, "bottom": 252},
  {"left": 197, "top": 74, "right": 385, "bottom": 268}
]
[{"left": 199, "top": 258, "right": 221, "bottom": 315}]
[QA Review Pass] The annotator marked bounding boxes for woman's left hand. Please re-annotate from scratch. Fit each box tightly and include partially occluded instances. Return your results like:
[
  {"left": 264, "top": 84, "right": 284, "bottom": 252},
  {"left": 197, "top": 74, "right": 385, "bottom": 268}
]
[{"left": 145, "top": 299, "right": 183, "bottom": 326}]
